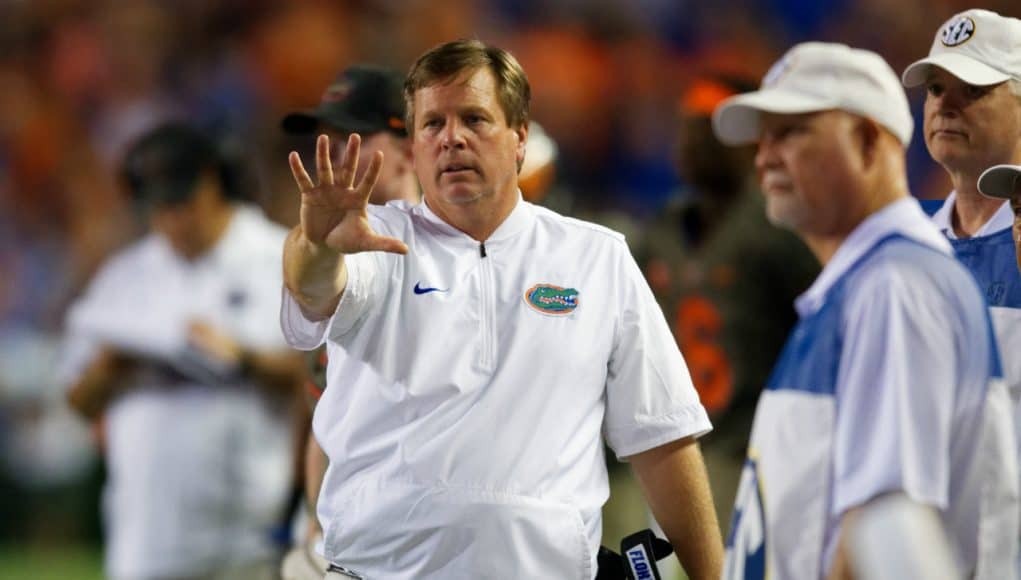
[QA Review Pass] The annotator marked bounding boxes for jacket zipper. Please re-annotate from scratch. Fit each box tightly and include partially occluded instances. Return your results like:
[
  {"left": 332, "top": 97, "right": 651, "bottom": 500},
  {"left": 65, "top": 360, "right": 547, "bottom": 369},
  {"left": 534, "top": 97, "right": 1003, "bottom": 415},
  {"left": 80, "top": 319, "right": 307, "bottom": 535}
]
[{"left": 478, "top": 242, "right": 494, "bottom": 370}]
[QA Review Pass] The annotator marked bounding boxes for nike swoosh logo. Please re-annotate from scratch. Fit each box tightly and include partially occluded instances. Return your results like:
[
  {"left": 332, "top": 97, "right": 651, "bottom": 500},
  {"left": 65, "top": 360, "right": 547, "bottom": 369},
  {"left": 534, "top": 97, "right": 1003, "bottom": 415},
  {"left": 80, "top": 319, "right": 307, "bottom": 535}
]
[{"left": 413, "top": 282, "right": 448, "bottom": 295}]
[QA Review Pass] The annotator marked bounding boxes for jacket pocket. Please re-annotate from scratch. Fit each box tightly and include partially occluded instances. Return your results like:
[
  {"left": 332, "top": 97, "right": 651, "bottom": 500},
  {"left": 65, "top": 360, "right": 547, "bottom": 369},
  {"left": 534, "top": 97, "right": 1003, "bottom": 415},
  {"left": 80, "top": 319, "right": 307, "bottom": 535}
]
[{"left": 323, "top": 476, "right": 592, "bottom": 579}]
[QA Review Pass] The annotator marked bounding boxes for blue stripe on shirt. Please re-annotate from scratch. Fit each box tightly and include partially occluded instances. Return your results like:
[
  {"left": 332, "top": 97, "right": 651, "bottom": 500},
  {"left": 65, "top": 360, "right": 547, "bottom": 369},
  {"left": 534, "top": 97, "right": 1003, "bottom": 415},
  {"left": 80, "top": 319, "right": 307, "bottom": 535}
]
[{"left": 949, "top": 228, "right": 1021, "bottom": 309}]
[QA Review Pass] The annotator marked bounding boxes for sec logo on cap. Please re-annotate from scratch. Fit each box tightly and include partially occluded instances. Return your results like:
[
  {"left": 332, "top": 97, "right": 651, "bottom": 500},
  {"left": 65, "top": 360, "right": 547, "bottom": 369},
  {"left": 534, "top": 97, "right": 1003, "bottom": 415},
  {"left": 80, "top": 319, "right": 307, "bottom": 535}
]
[{"left": 941, "top": 16, "right": 975, "bottom": 47}]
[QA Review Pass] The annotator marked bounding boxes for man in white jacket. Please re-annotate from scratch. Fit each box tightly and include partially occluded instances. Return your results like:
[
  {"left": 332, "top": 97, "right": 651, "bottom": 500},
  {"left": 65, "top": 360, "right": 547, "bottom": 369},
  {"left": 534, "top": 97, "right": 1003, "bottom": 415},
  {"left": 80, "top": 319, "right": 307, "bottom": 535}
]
[{"left": 281, "top": 39, "right": 723, "bottom": 579}]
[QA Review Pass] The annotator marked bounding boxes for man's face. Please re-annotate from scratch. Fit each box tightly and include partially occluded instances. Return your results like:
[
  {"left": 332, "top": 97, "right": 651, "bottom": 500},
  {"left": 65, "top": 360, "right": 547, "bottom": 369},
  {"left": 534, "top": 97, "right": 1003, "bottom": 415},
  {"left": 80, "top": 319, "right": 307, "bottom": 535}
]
[
  {"left": 410, "top": 67, "right": 527, "bottom": 208},
  {"left": 328, "top": 129, "right": 418, "bottom": 205},
  {"left": 923, "top": 69, "right": 1021, "bottom": 175},
  {"left": 149, "top": 174, "right": 220, "bottom": 259},
  {"left": 754, "top": 110, "right": 861, "bottom": 237},
  {"left": 151, "top": 201, "right": 201, "bottom": 257}
]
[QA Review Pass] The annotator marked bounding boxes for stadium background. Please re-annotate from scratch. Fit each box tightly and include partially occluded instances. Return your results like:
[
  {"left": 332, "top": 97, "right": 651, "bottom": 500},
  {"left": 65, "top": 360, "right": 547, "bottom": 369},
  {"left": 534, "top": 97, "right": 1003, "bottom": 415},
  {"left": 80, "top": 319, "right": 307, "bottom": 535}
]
[{"left": 0, "top": 0, "right": 1018, "bottom": 578}]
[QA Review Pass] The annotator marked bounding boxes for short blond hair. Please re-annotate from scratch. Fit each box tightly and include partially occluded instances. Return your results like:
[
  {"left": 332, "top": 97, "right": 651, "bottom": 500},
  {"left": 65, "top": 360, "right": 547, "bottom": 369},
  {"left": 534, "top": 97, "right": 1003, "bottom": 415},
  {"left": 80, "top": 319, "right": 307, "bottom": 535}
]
[{"left": 404, "top": 39, "right": 530, "bottom": 135}]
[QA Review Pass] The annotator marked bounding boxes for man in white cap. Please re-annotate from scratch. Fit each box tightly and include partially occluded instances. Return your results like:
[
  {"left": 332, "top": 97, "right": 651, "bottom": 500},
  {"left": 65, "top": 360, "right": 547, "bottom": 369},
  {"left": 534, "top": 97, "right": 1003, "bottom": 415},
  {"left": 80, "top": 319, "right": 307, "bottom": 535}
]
[
  {"left": 903, "top": 11, "right": 1021, "bottom": 573},
  {"left": 902, "top": 6, "right": 1021, "bottom": 422},
  {"left": 712, "top": 41, "right": 1019, "bottom": 579}
]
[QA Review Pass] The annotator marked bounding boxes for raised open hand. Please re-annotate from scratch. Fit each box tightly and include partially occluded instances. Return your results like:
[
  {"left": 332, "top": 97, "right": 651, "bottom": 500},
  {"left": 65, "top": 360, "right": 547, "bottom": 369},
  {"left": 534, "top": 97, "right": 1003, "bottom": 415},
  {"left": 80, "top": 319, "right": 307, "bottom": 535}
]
[{"left": 289, "top": 134, "right": 408, "bottom": 255}]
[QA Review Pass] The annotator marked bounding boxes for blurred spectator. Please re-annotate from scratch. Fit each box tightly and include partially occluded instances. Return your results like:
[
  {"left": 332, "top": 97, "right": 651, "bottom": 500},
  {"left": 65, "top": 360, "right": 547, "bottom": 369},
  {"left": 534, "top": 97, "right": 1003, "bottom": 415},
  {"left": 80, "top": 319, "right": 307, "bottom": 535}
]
[
  {"left": 518, "top": 121, "right": 558, "bottom": 204},
  {"left": 59, "top": 123, "right": 305, "bottom": 580},
  {"left": 633, "top": 74, "right": 819, "bottom": 528}
]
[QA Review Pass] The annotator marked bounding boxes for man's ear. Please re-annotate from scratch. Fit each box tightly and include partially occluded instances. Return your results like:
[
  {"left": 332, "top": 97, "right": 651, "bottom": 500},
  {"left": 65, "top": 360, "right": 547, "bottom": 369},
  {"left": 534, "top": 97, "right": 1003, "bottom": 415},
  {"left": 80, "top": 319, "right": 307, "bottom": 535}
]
[
  {"left": 855, "top": 117, "right": 881, "bottom": 169},
  {"left": 515, "top": 123, "right": 529, "bottom": 173}
]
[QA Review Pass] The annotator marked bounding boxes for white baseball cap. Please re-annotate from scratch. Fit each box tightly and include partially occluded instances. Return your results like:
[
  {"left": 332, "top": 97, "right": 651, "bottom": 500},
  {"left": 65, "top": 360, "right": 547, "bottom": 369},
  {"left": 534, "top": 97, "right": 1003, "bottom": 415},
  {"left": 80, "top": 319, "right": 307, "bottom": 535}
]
[
  {"left": 978, "top": 164, "right": 1021, "bottom": 199},
  {"left": 902, "top": 9, "right": 1021, "bottom": 88},
  {"left": 712, "top": 42, "right": 913, "bottom": 147}
]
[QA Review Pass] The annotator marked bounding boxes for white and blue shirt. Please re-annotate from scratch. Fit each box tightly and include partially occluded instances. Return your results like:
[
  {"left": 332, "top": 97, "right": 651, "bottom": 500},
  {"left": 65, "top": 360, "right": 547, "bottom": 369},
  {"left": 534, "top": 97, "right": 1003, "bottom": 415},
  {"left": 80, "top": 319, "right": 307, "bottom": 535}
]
[
  {"left": 932, "top": 193, "right": 1021, "bottom": 432},
  {"left": 724, "top": 198, "right": 1019, "bottom": 579},
  {"left": 281, "top": 197, "right": 711, "bottom": 580}
]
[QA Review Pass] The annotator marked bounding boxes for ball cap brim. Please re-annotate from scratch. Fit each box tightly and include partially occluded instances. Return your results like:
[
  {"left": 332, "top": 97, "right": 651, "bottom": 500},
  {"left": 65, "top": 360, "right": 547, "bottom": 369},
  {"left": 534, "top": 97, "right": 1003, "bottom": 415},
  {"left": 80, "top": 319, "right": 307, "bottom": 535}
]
[
  {"left": 902, "top": 53, "right": 1012, "bottom": 88},
  {"left": 712, "top": 89, "right": 838, "bottom": 146},
  {"left": 978, "top": 164, "right": 1021, "bottom": 199},
  {"left": 281, "top": 65, "right": 407, "bottom": 137}
]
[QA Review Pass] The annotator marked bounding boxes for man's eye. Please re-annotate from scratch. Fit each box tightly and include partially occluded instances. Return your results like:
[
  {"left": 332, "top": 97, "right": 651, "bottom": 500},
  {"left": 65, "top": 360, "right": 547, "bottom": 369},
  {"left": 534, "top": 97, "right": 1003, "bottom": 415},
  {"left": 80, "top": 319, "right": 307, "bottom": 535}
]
[
  {"left": 774, "top": 125, "right": 799, "bottom": 140},
  {"left": 926, "top": 83, "right": 944, "bottom": 97},
  {"left": 761, "top": 126, "right": 789, "bottom": 144},
  {"left": 964, "top": 84, "right": 988, "bottom": 99}
]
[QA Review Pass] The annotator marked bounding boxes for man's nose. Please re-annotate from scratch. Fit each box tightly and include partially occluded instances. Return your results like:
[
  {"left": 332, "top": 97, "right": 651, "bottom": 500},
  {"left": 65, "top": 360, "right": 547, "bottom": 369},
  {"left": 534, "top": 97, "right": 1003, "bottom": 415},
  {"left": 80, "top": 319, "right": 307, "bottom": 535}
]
[
  {"left": 931, "top": 90, "right": 963, "bottom": 116},
  {"left": 441, "top": 120, "right": 467, "bottom": 149},
  {"left": 754, "top": 138, "right": 777, "bottom": 174}
]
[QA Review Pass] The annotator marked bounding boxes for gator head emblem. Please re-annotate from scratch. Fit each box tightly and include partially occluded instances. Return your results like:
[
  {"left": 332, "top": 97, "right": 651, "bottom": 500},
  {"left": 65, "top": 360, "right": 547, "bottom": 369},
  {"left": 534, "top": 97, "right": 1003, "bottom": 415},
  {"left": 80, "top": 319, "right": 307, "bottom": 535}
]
[{"left": 524, "top": 284, "right": 579, "bottom": 315}]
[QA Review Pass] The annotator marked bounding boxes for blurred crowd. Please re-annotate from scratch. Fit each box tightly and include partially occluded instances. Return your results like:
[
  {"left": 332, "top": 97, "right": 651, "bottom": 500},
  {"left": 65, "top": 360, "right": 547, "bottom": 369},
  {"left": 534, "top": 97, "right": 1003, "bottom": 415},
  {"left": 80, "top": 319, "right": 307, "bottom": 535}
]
[{"left": 1, "top": 0, "right": 1019, "bottom": 562}]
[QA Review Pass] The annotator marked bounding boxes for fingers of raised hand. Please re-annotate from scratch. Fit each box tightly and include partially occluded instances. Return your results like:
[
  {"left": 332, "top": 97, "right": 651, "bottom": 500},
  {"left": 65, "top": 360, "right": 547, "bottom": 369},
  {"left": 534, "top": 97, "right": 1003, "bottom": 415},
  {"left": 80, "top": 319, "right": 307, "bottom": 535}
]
[
  {"left": 357, "top": 151, "right": 385, "bottom": 199},
  {"left": 288, "top": 151, "right": 315, "bottom": 193},
  {"left": 315, "top": 134, "right": 335, "bottom": 186},
  {"left": 364, "top": 233, "right": 409, "bottom": 255},
  {"left": 381, "top": 236, "right": 409, "bottom": 255},
  {"left": 324, "top": 221, "right": 408, "bottom": 256},
  {"left": 291, "top": 134, "right": 378, "bottom": 212},
  {"left": 335, "top": 133, "right": 361, "bottom": 189}
]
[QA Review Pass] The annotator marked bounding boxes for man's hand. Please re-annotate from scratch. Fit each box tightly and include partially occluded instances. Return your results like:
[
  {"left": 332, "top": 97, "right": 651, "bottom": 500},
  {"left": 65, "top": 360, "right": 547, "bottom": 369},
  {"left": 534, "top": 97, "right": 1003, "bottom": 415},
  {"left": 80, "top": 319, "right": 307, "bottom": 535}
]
[
  {"left": 290, "top": 134, "right": 408, "bottom": 255},
  {"left": 187, "top": 319, "right": 305, "bottom": 397},
  {"left": 284, "top": 133, "right": 408, "bottom": 319},
  {"left": 67, "top": 347, "right": 138, "bottom": 420},
  {"left": 187, "top": 320, "right": 242, "bottom": 368}
]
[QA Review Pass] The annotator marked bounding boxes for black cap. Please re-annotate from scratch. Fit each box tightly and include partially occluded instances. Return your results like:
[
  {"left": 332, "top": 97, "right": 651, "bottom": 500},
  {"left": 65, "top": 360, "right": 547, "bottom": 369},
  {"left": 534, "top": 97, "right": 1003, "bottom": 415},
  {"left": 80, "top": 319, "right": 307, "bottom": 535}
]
[
  {"left": 122, "top": 123, "right": 223, "bottom": 206},
  {"left": 281, "top": 65, "right": 407, "bottom": 137}
]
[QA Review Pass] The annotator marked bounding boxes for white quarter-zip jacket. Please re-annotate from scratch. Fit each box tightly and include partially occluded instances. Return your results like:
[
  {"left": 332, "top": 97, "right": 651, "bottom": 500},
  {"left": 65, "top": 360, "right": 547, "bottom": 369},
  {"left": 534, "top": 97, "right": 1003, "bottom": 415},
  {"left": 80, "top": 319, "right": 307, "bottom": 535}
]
[{"left": 282, "top": 197, "right": 711, "bottom": 579}]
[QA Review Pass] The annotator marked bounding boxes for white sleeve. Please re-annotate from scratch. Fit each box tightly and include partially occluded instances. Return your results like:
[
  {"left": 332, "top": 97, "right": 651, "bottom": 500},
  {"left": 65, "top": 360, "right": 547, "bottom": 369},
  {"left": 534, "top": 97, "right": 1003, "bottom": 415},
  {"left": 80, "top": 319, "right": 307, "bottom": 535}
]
[
  {"left": 60, "top": 253, "right": 188, "bottom": 375},
  {"left": 280, "top": 251, "right": 380, "bottom": 351},
  {"left": 603, "top": 246, "right": 712, "bottom": 459},
  {"left": 55, "top": 331, "right": 102, "bottom": 392},
  {"left": 832, "top": 265, "right": 956, "bottom": 517},
  {"left": 59, "top": 285, "right": 106, "bottom": 389}
]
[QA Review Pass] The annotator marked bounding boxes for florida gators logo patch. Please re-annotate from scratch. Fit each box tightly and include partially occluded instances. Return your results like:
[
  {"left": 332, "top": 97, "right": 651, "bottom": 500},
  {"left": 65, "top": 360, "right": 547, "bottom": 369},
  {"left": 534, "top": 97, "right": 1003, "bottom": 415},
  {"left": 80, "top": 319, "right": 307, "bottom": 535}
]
[{"left": 524, "top": 284, "right": 579, "bottom": 315}]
